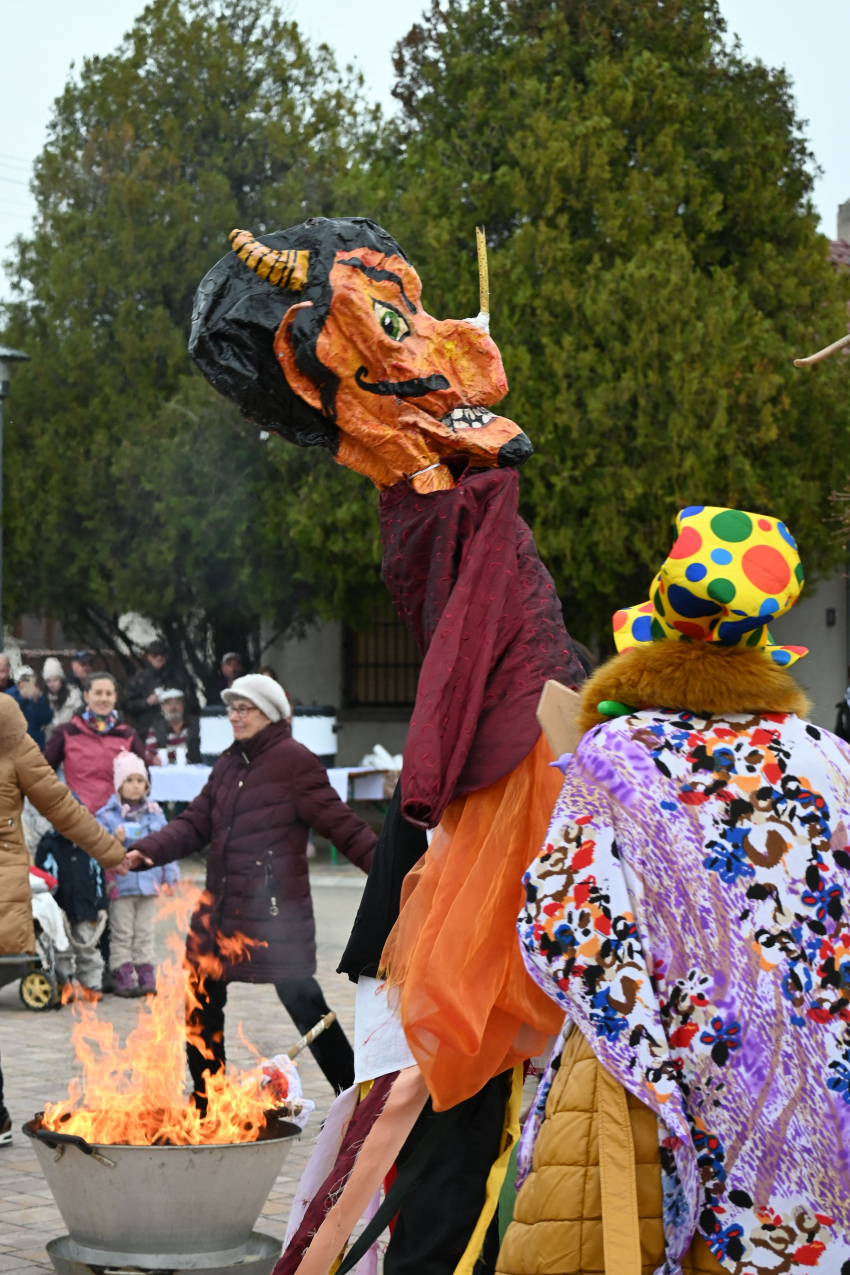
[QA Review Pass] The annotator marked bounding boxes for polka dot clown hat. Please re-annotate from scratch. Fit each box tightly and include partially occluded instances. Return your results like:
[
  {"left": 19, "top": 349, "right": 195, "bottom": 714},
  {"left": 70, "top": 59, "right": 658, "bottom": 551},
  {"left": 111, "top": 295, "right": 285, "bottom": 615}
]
[{"left": 612, "top": 506, "right": 808, "bottom": 667}]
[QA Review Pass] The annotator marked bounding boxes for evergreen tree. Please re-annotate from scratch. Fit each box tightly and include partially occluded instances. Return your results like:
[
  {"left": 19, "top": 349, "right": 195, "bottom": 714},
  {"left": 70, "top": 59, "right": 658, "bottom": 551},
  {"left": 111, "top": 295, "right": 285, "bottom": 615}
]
[
  {"left": 389, "top": 0, "right": 850, "bottom": 646},
  {"left": 0, "top": 0, "right": 382, "bottom": 675}
]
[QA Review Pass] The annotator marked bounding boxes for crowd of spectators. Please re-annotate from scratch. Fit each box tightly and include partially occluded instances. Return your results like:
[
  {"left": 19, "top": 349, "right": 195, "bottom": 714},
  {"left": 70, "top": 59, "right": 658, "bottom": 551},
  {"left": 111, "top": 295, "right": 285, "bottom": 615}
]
[{"left": 0, "top": 642, "right": 246, "bottom": 760}]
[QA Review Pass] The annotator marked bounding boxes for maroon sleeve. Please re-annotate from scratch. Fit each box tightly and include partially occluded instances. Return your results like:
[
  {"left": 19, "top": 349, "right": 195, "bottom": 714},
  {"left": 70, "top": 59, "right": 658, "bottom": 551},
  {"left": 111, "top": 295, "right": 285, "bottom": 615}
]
[
  {"left": 43, "top": 723, "right": 67, "bottom": 771},
  {"left": 290, "top": 748, "right": 376, "bottom": 873},
  {"left": 130, "top": 728, "right": 146, "bottom": 759},
  {"left": 133, "top": 778, "right": 214, "bottom": 866}
]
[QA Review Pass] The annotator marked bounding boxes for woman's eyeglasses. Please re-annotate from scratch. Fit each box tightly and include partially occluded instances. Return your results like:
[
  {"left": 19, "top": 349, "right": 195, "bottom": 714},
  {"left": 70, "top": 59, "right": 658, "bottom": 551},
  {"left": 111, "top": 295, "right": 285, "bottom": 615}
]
[{"left": 226, "top": 703, "right": 257, "bottom": 719}]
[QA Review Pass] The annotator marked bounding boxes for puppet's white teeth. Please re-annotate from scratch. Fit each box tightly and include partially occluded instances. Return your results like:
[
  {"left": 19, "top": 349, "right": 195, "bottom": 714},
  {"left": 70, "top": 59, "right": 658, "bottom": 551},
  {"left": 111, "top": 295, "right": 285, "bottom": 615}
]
[{"left": 441, "top": 406, "right": 496, "bottom": 431}]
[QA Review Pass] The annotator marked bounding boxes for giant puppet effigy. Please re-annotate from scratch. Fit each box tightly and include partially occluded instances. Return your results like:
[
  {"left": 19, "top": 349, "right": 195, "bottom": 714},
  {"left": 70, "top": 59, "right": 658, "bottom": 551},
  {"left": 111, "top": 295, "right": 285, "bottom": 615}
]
[{"left": 189, "top": 217, "right": 587, "bottom": 1274}]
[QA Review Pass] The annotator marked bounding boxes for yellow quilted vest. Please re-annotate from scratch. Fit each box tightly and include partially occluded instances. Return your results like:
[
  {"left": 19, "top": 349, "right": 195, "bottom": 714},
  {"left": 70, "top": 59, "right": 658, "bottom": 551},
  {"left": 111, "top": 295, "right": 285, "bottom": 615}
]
[{"left": 497, "top": 1029, "right": 724, "bottom": 1275}]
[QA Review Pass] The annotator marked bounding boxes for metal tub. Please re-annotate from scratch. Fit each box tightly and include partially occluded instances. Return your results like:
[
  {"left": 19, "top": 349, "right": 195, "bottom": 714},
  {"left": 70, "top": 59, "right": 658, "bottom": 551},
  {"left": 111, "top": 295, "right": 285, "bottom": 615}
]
[{"left": 24, "top": 1116, "right": 299, "bottom": 1269}]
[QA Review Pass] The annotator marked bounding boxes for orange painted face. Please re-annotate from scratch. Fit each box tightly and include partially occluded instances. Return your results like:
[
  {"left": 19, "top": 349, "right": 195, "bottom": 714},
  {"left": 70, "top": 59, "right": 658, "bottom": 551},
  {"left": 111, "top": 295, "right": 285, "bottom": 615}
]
[{"left": 273, "top": 248, "right": 531, "bottom": 493}]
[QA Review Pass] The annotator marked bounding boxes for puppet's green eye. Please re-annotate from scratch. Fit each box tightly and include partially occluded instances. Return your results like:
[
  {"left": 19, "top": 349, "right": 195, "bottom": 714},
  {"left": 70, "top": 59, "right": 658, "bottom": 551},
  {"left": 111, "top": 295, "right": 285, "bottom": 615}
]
[{"left": 373, "top": 299, "right": 410, "bottom": 341}]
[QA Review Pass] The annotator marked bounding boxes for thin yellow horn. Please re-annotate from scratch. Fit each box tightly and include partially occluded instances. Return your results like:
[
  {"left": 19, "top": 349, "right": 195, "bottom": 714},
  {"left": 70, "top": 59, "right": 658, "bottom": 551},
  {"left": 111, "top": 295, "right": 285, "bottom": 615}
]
[
  {"left": 229, "top": 229, "right": 309, "bottom": 291},
  {"left": 476, "top": 224, "right": 489, "bottom": 317},
  {"left": 793, "top": 331, "right": 850, "bottom": 367}
]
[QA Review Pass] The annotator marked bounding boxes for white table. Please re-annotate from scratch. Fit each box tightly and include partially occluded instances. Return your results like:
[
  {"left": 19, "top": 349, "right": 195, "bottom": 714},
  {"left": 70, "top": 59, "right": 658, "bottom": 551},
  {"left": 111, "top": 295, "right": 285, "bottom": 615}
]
[
  {"left": 149, "top": 764, "right": 389, "bottom": 806},
  {"left": 326, "top": 767, "right": 391, "bottom": 803},
  {"left": 149, "top": 764, "right": 212, "bottom": 803}
]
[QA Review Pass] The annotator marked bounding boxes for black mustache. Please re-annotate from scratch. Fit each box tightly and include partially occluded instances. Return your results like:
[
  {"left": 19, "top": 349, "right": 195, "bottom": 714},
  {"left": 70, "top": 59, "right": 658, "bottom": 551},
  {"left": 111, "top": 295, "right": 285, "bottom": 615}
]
[{"left": 355, "top": 367, "right": 450, "bottom": 398}]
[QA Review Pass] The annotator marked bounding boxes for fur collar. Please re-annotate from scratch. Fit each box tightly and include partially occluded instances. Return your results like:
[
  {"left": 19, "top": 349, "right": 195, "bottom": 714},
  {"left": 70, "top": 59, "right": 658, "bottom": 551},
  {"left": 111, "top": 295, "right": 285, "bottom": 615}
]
[
  {"left": 0, "top": 692, "right": 29, "bottom": 753},
  {"left": 577, "top": 642, "right": 810, "bottom": 736}
]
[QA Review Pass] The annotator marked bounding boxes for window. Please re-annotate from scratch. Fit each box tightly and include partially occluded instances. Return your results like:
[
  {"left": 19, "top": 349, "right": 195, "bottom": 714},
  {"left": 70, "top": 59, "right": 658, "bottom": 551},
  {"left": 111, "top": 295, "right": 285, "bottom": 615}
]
[{"left": 343, "top": 609, "right": 422, "bottom": 708}]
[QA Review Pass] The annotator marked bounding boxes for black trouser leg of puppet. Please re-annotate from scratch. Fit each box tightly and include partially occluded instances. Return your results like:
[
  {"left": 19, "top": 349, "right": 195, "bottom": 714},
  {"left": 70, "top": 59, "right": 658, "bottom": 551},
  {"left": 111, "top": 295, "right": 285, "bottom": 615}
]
[
  {"left": 186, "top": 970, "right": 228, "bottom": 1115},
  {"left": 384, "top": 1071, "right": 509, "bottom": 1275},
  {"left": 275, "top": 976, "right": 355, "bottom": 1094}
]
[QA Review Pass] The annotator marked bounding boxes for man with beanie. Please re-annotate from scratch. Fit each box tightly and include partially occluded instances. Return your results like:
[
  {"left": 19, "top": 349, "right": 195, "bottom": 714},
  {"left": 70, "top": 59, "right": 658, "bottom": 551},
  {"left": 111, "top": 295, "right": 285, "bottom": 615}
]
[{"left": 126, "top": 673, "right": 376, "bottom": 1106}]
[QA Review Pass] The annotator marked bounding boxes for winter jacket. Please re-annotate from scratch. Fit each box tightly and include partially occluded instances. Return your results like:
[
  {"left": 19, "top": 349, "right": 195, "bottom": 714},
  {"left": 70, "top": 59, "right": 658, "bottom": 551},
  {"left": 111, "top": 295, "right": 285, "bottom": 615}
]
[
  {"left": 5, "top": 686, "right": 53, "bottom": 751},
  {"left": 0, "top": 696, "right": 123, "bottom": 955},
  {"left": 145, "top": 711, "right": 201, "bottom": 764},
  {"left": 95, "top": 793, "right": 178, "bottom": 898},
  {"left": 497, "top": 1028, "right": 723, "bottom": 1275},
  {"left": 124, "top": 661, "right": 198, "bottom": 736},
  {"left": 45, "top": 683, "right": 83, "bottom": 742},
  {"left": 35, "top": 828, "right": 107, "bottom": 925},
  {"left": 44, "top": 714, "right": 146, "bottom": 814},
  {"left": 135, "top": 719, "right": 376, "bottom": 982}
]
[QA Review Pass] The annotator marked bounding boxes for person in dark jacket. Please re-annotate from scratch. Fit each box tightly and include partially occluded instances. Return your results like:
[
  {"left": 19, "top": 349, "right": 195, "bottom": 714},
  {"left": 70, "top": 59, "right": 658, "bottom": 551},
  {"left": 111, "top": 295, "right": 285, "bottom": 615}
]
[
  {"left": 144, "top": 689, "right": 201, "bottom": 765},
  {"left": 36, "top": 824, "right": 109, "bottom": 993},
  {"left": 127, "top": 673, "right": 376, "bottom": 1105},
  {"left": 6, "top": 667, "right": 53, "bottom": 750},
  {"left": 836, "top": 676, "right": 850, "bottom": 743},
  {"left": 68, "top": 651, "right": 94, "bottom": 693},
  {"left": 123, "top": 640, "right": 197, "bottom": 737}
]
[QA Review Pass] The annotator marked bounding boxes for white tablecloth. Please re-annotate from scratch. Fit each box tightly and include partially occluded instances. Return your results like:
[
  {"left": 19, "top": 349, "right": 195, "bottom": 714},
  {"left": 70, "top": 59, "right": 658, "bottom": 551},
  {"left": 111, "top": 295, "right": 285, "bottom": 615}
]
[
  {"left": 150, "top": 764, "right": 386, "bottom": 805},
  {"left": 325, "top": 768, "right": 388, "bottom": 803},
  {"left": 149, "top": 764, "right": 212, "bottom": 803}
]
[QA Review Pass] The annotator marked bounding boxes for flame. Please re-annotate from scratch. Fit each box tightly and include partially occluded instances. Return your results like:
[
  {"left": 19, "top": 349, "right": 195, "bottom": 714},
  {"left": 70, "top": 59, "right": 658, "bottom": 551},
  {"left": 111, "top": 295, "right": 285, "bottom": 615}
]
[{"left": 41, "top": 885, "right": 287, "bottom": 1146}]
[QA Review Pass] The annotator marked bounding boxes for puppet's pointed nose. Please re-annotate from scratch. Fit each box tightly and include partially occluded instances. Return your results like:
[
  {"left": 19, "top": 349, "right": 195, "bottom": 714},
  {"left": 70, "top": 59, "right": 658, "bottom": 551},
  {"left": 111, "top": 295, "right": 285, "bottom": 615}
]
[{"left": 497, "top": 432, "right": 533, "bottom": 467}]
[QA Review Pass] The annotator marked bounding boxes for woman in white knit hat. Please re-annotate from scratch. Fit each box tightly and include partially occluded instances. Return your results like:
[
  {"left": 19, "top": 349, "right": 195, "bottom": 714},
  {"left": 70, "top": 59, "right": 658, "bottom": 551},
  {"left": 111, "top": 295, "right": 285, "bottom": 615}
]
[
  {"left": 126, "top": 673, "right": 377, "bottom": 1107},
  {"left": 42, "top": 657, "right": 82, "bottom": 743}
]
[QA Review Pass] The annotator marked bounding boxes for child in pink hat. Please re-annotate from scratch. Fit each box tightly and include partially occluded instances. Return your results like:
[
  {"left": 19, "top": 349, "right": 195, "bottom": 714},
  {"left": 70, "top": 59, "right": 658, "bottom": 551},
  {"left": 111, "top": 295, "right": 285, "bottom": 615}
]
[{"left": 95, "top": 751, "right": 179, "bottom": 996}]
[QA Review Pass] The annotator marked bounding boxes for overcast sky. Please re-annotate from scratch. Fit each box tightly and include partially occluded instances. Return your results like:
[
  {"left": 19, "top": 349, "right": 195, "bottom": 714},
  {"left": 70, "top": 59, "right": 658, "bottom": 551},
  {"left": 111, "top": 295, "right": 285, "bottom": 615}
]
[{"left": 1, "top": 0, "right": 848, "bottom": 300}]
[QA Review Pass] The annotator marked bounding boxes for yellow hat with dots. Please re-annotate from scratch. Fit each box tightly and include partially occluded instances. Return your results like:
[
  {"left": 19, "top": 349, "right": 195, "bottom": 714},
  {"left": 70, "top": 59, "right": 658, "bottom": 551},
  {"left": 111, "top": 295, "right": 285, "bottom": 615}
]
[{"left": 612, "top": 506, "right": 807, "bottom": 667}]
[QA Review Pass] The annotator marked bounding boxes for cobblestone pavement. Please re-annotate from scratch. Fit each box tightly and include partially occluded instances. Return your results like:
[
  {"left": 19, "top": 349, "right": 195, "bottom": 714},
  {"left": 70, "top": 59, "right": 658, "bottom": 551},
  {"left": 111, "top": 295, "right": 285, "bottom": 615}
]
[{"left": 0, "top": 860, "right": 365, "bottom": 1273}]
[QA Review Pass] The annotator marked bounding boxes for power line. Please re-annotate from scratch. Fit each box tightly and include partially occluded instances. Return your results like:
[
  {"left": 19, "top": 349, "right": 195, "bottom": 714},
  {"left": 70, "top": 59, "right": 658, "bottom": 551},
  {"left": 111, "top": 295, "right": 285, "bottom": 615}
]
[
  {"left": 0, "top": 175, "right": 29, "bottom": 189},
  {"left": 0, "top": 151, "right": 32, "bottom": 168}
]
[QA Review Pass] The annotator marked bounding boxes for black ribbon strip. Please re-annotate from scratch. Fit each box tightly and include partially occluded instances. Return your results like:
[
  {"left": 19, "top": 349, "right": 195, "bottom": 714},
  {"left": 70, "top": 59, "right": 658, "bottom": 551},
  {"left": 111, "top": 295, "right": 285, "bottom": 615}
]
[{"left": 335, "top": 1103, "right": 464, "bottom": 1275}]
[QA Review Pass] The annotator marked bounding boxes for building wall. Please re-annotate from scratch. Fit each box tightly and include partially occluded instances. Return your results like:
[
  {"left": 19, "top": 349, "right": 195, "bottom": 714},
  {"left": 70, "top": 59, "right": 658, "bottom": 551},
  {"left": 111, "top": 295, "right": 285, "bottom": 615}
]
[
  {"left": 263, "top": 620, "right": 342, "bottom": 707},
  {"left": 262, "top": 620, "right": 411, "bottom": 766},
  {"left": 771, "top": 570, "right": 848, "bottom": 730}
]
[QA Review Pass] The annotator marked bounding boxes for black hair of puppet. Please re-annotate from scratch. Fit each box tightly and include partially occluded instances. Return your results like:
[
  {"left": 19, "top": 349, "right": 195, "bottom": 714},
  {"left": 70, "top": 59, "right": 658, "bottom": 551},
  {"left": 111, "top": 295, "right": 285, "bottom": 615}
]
[{"left": 189, "top": 216, "right": 408, "bottom": 452}]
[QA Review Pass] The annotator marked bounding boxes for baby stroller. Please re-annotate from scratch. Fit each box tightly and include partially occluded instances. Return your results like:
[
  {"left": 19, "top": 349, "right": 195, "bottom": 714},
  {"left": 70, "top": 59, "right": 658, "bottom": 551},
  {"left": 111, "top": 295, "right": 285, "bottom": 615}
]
[{"left": 0, "top": 867, "right": 64, "bottom": 1011}]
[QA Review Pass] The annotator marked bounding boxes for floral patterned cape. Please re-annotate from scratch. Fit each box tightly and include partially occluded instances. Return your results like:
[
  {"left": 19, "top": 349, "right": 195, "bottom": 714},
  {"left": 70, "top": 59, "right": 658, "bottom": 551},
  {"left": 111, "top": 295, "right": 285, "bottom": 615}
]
[{"left": 518, "top": 709, "right": 850, "bottom": 1274}]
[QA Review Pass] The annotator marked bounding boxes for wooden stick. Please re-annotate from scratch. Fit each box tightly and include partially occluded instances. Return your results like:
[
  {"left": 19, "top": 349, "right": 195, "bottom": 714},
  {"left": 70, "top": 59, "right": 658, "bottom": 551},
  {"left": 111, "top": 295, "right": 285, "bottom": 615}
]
[
  {"left": 476, "top": 225, "right": 489, "bottom": 317},
  {"left": 793, "top": 331, "right": 850, "bottom": 366},
  {"left": 287, "top": 1011, "right": 337, "bottom": 1059}
]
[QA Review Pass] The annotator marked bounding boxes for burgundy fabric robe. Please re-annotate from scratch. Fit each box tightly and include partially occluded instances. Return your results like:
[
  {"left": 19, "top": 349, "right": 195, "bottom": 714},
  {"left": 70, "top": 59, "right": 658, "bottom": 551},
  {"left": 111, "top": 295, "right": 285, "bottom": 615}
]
[{"left": 379, "top": 467, "right": 585, "bottom": 828}]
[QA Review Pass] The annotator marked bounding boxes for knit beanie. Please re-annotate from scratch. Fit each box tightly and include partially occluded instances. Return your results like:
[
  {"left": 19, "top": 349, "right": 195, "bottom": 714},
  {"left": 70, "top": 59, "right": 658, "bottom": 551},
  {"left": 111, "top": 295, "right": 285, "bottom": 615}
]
[
  {"left": 222, "top": 674, "right": 291, "bottom": 723},
  {"left": 114, "top": 749, "right": 149, "bottom": 793},
  {"left": 42, "top": 657, "right": 65, "bottom": 681}
]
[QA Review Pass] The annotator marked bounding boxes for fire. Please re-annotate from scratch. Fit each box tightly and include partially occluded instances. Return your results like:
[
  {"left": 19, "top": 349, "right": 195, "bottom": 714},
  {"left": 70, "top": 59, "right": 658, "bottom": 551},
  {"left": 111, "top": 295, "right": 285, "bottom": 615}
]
[{"left": 41, "top": 884, "right": 287, "bottom": 1146}]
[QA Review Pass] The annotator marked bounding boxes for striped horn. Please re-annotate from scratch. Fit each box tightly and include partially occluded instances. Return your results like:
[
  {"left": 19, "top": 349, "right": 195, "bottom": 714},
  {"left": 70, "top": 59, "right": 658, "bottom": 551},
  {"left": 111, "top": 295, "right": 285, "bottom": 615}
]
[{"left": 229, "top": 229, "right": 309, "bottom": 291}]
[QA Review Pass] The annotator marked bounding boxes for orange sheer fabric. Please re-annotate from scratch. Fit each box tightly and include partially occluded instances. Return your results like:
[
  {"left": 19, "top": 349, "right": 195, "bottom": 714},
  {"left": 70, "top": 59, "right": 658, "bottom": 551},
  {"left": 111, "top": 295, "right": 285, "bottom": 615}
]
[{"left": 381, "top": 733, "right": 565, "bottom": 1111}]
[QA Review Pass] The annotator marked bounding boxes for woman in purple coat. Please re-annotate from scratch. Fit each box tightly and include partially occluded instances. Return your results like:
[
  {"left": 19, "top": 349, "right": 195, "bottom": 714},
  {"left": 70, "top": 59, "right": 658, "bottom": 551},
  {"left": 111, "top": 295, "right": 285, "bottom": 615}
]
[{"left": 127, "top": 674, "right": 376, "bottom": 1106}]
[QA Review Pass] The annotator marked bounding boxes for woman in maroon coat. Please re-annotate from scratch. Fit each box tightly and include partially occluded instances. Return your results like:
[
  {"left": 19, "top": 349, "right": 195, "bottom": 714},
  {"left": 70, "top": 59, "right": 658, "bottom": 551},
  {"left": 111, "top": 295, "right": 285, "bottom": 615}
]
[{"left": 127, "top": 674, "right": 376, "bottom": 1103}]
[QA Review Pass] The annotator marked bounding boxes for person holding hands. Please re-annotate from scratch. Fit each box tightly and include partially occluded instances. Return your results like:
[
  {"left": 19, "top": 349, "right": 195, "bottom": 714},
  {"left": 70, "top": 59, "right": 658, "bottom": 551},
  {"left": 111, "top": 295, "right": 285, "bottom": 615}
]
[{"left": 126, "top": 674, "right": 376, "bottom": 1105}]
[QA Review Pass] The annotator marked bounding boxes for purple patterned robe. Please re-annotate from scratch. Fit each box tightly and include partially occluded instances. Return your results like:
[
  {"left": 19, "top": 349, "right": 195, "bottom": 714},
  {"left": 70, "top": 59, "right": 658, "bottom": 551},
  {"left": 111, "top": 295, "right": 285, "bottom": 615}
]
[{"left": 518, "top": 708, "right": 850, "bottom": 1275}]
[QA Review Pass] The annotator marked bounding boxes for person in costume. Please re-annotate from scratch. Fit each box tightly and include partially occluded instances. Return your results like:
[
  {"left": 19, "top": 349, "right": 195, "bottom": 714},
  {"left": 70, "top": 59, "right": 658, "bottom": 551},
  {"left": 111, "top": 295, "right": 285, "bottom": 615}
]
[
  {"left": 502, "top": 506, "right": 850, "bottom": 1275},
  {"left": 188, "top": 217, "right": 587, "bottom": 1274}
]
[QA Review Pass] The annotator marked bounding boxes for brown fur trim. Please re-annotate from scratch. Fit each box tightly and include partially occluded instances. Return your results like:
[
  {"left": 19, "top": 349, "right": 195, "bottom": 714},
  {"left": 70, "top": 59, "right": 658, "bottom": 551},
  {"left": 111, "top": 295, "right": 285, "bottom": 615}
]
[
  {"left": 578, "top": 643, "right": 810, "bottom": 736},
  {"left": 0, "top": 694, "right": 29, "bottom": 754}
]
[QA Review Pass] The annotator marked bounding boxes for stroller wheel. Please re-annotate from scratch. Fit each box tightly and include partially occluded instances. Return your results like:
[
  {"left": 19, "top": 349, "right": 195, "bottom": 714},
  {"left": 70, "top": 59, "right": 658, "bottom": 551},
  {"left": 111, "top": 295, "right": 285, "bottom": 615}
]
[{"left": 20, "top": 970, "right": 59, "bottom": 1011}]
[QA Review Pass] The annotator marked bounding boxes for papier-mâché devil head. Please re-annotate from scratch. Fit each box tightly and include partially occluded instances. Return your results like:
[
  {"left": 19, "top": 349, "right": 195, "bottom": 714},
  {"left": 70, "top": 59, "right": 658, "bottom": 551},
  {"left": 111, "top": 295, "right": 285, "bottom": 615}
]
[{"left": 189, "top": 216, "right": 531, "bottom": 493}]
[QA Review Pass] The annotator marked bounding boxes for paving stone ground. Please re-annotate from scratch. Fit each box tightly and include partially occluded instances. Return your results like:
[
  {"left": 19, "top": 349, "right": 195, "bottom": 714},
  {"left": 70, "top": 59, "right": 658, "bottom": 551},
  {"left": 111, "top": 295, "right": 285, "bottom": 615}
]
[{"left": 0, "top": 857, "right": 365, "bottom": 1273}]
